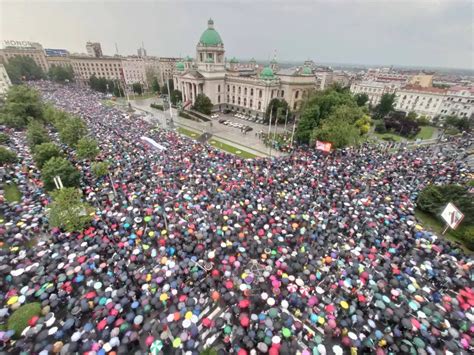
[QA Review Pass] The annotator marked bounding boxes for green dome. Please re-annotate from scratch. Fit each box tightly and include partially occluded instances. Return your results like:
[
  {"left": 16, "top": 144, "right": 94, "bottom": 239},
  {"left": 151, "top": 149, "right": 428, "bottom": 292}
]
[
  {"left": 230, "top": 57, "right": 239, "bottom": 63},
  {"left": 260, "top": 66, "right": 274, "bottom": 79},
  {"left": 250, "top": 57, "right": 256, "bottom": 63},
  {"left": 185, "top": 56, "right": 193, "bottom": 62},
  {"left": 199, "top": 19, "right": 223, "bottom": 46},
  {"left": 301, "top": 66, "right": 312, "bottom": 75},
  {"left": 176, "top": 62, "right": 185, "bottom": 71}
]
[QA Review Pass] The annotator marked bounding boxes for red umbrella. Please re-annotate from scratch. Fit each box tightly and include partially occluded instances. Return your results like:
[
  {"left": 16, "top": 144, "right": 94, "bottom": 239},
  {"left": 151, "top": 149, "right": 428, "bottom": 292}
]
[
  {"left": 240, "top": 315, "right": 250, "bottom": 327},
  {"left": 411, "top": 318, "right": 421, "bottom": 330},
  {"left": 238, "top": 349, "right": 248, "bottom": 355},
  {"left": 85, "top": 291, "right": 97, "bottom": 299},
  {"left": 202, "top": 318, "right": 213, "bottom": 328},
  {"left": 225, "top": 280, "right": 234, "bottom": 289},
  {"left": 325, "top": 304, "right": 335, "bottom": 313},
  {"left": 97, "top": 318, "right": 107, "bottom": 331},
  {"left": 28, "top": 315, "right": 39, "bottom": 326},
  {"left": 239, "top": 299, "right": 250, "bottom": 309}
]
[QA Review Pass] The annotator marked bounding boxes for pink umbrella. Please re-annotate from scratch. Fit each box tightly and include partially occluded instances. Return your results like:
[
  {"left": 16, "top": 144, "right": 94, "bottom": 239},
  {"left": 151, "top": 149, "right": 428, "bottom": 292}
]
[{"left": 146, "top": 336, "right": 154, "bottom": 346}]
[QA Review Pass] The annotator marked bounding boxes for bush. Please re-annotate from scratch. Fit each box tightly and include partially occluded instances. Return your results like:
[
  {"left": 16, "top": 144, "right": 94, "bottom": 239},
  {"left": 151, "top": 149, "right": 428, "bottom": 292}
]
[
  {"left": 0, "top": 146, "right": 17, "bottom": 164},
  {"left": 33, "top": 142, "right": 63, "bottom": 168},
  {"left": 91, "top": 161, "right": 109, "bottom": 178},
  {"left": 48, "top": 187, "right": 93, "bottom": 232},
  {"left": 41, "top": 157, "right": 81, "bottom": 191},
  {"left": 58, "top": 118, "right": 87, "bottom": 147},
  {"left": 76, "top": 137, "right": 99, "bottom": 160},
  {"left": 179, "top": 111, "right": 205, "bottom": 122},
  {"left": 150, "top": 103, "right": 164, "bottom": 110},
  {"left": 26, "top": 121, "right": 50, "bottom": 147},
  {"left": 0, "top": 133, "right": 10, "bottom": 144},
  {"left": 374, "top": 122, "right": 387, "bottom": 133},
  {"left": 8, "top": 302, "right": 41, "bottom": 338}
]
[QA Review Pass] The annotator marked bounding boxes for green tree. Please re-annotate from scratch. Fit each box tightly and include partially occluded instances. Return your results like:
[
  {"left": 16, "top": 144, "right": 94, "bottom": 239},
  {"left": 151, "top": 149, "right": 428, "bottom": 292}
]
[
  {"left": 48, "top": 65, "right": 74, "bottom": 82},
  {"left": 48, "top": 187, "right": 93, "bottom": 232},
  {"left": 151, "top": 77, "right": 160, "bottom": 93},
  {"left": 444, "top": 115, "right": 471, "bottom": 132},
  {"left": 170, "top": 90, "right": 183, "bottom": 105},
  {"left": 355, "top": 114, "right": 372, "bottom": 135},
  {"left": 0, "top": 133, "right": 9, "bottom": 144},
  {"left": 406, "top": 111, "right": 418, "bottom": 121},
  {"left": 354, "top": 93, "right": 369, "bottom": 107},
  {"left": 265, "top": 98, "right": 290, "bottom": 124},
  {"left": 295, "top": 105, "right": 320, "bottom": 144},
  {"left": 41, "top": 157, "right": 81, "bottom": 191},
  {"left": 4, "top": 56, "right": 45, "bottom": 84},
  {"left": 26, "top": 121, "right": 50, "bottom": 147},
  {"left": 59, "top": 118, "right": 87, "bottom": 147},
  {"left": 0, "top": 146, "right": 17, "bottom": 164},
  {"left": 91, "top": 161, "right": 110, "bottom": 178},
  {"left": 33, "top": 142, "right": 63, "bottom": 168},
  {"left": 193, "top": 93, "right": 213, "bottom": 115},
  {"left": 374, "top": 93, "right": 396, "bottom": 119},
  {"left": 313, "top": 115, "right": 360, "bottom": 148},
  {"left": 76, "top": 137, "right": 99, "bottom": 160},
  {"left": 132, "top": 82, "right": 143, "bottom": 95},
  {"left": 1, "top": 85, "right": 44, "bottom": 128},
  {"left": 89, "top": 75, "right": 108, "bottom": 93}
]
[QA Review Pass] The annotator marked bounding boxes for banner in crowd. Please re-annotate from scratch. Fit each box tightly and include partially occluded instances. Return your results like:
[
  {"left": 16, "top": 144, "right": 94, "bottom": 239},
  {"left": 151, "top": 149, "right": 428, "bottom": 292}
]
[
  {"left": 316, "top": 141, "right": 332, "bottom": 152},
  {"left": 140, "top": 136, "right": 167, "bottom": 151}
]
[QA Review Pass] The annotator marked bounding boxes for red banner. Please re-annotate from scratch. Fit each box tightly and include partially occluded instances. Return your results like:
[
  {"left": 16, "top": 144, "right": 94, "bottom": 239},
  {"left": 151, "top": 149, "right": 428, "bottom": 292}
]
[{"left": 316, "top": 141, "right": 332, "bottom": 152}]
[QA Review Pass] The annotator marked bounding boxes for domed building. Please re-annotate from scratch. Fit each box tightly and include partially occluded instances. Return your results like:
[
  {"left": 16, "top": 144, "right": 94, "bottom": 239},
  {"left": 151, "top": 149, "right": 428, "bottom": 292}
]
[{"left": 173, "top": 19, "right": 318, "bottom": 116}]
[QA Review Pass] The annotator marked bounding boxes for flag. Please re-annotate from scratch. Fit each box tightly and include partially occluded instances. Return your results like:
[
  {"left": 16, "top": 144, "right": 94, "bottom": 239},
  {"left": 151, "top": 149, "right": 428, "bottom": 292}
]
[{"left": 316, "top": 141, "right": 332, "bottom": 152}]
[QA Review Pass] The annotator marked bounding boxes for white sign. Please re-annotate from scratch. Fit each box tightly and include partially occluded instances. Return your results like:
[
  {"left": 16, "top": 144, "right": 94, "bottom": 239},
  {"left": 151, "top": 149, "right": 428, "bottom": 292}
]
[
  {"left": 140, "top": 136, "right": 167, "bottom": 151},
  {"left": 441, "top": 202, "right": 464, "bottom": 230},
  {"left": 3, "top": 40, "right": 35, "bottom": 48}
]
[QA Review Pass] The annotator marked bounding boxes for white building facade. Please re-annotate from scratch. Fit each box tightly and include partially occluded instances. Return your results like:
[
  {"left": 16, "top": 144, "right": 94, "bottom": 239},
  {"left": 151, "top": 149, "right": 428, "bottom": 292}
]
[
  {"left": 394, "top": 86, "right": 446, "bottom": 118},
  {"left": 173, "top": 19, "right": 318, "bottom": 117},
  {"left": 121, "top": 57, "right": 148, "bottom": 90},
  {"left": 350, "top": 81, "right": 401, "bottom": 106},
  {"left": 0, "top": 64, "right": 12, "bottom": 96},
  {"left": 438, "top": 86, "right": 474, "bottom": 119}
]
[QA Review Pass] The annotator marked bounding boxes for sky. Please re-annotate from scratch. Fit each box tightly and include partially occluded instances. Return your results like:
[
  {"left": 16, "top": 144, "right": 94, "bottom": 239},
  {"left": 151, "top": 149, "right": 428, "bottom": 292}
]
[{"left": 1, "top": 0, "right": 473, "bottom": 69}]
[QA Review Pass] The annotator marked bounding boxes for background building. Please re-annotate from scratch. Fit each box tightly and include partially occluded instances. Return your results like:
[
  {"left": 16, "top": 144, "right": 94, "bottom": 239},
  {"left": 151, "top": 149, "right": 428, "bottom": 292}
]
[
  {"left": 350, "top": 81, "right": 401, "bottom": 105},
  {"left": 394, "top": 85, "right": 446, "bottom": 118},
  {"left": 173, "top": 19, "right": 319, "bottom": 117},
  {"left": 0, "top": 64, "right": 12, "bottom": 96},
  {"left": 122, "top": 57, "right": 148, "bottom": 90},
  {"left": 438, "top": 86, "right": 474, "bottom": 119},
  {"left": 0, "top": 40, "right": 49, "bottom": 73},
  {"left": 70, "top": 55, "right": 123, "bottom": 84},
  {"left": 86, "top": 42, "right": 103, "bottom": 58}
]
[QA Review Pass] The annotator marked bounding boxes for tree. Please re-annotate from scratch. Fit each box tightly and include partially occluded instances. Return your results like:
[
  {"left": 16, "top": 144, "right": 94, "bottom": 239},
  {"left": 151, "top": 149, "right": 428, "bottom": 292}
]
[
  {"left": 1, "top": 85, "right": 44, "bottom": 128},
  {"left": 0, "top": 133, "right": 9, "bottom": 144},
  {"left": 354, "top": 93, "right": 369, "bottom": 107},
  {"left": 41, "top": 157, "right": 81, "bottom": 191},
  {"left": 33, "top": 142, "right": 63, "bottom": 168},
  {"left": 151, "top": 77, "right": 160, "bottom": 93},
  {"left": 406, "top": 111, "right": 418, "bottom": 121},
  {"left": 0, "top": 146, "right": 17, "bottom": 164},
  {"left": 374, "top": 93, "right": 395, "bottom": 119},
  {"left": 193, "top": 93, "right": 213, "bottom": 115},
  {"left": 48, "top": 65, "right": 74, "bottom": 82},
  {"left": 76, "top": 137, "right": 99, "bottom": 160},
  {"left": 89, "top": 75, "right": 108, "bottom": 93},
  {"left": 59, "top": 118, "right": 87, "bottom": 147},
  {"left": 313, "top": 116, "right": 360, "bottom": 148},
  {"left": 295, "top": 105, "right": 320, "bottom": 144},
  {"left": 132, "top": 82, "right": 143, "bottom": 95},
  {"left": 91, "top": 161, "right": 109, "bottom": 178},
  {"left": 4, "top": 56, "right": 45, "bottom": 84},
  {"left": 355, "top": 114, "right": 372, "bottom": 135},
  {"left": 48, "top": 187, "right": 93, "bottom": 232},
  {"left": 170, "top": 90, "right": 183, "bottom": 106},
  {"left": 26, "top": 121, "right": 50, "bottom": 147},
  {"left": 374, "top": 121, "right": 387, "bottom": 133},
  {"left": 265, "top": 98, "right": 290, "bottom": 124},
  {"left": 444, "top": 115, "right": 471, "bottom": 132},
  {"left": 161, "top": 84, "right": 168, "bottom": 95}
]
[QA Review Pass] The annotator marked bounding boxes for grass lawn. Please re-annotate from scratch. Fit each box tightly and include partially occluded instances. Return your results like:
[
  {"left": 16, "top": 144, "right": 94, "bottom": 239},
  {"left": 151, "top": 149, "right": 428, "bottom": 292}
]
[
  {"left": 177, "top": 127, "right": 200, "bottom": 139},
  {"left": 374, "top": 132, "right": 402, "bottom": 142},
  {"left": 209, "top": 139, "right": 258, "bottom": 159},
  {"left": 8, "top": 302, "right": 41, "bottom": 338},
  {"left": 415, "top": 126, "right": 435, "bottom": 140},
  {"left": 4, "top": 183, "right": 21, "bottom": 203},
  {"left": 101, "top": 100, "right": 115, "bottom": 107},
  {"left": 415, "top": 209, "right": 472, "bottom": 254}
]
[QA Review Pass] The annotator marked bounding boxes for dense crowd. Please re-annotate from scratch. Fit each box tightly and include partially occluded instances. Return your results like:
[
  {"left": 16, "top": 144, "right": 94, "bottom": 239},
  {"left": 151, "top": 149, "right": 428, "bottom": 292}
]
[{"left": 1, "top": 81, "right": 473, "bottom": 355}]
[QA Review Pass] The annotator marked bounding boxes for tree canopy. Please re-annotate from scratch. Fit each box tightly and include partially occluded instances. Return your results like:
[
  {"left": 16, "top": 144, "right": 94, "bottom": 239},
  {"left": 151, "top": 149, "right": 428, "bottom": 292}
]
[
  {"left": 48, "top": 188, "right": 93, "bottom": 232},
  {"left": 0, "top": 146, "right": 17, "bottom": 165},
  {"left": 58, "top": 118, "right": 88, "bottom": 147},
  {"left": 76, "top": 137, "right": 99, "bottom": 160},
  {"left": 41, "top": 157, "right": 81, "bottom": 191},
  {"left": 132, "top": 82, "right": 143, "bottom": 95},
  {"left": 354, "top": 93, "right": 369, "bottom": 107},
  {"left": 265, "top": 98, "right": 290, "bottom": 124},
  {"left": 4, "top": 56, "right": 45, "bottom": 84},
  {"left": 33, "top": 142, "right": 63, "bottom": 169},
  {"left": 0, "top": 85, "right": 44, "bottom": 128},
  {"left": 48, "top": 65, "right": 74, "bottom": 82},
  {"left": 374, "top": 93, "right": 396, "bottom": 119},
  {"left": 193, "top": 93, "right": 213, "bottom": 115},
  {"left": 151, "top": 78, "right": 160, "bottom": 93},
  {"left": 170, "top": 90, "right": 183, "bottom": 106}
]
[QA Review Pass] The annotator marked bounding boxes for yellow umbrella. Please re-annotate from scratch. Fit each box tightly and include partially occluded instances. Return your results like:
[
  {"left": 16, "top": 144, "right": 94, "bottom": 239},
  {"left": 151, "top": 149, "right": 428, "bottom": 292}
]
[
  {"left": 185, "top": 311, "right": 192, "bottom": 320},
  {"left": 7, "top": 296, "right": 18, "bottom": 305},
  {"left": 172, "top": 338, "right": 181, "bottom": 348},
  {"left": 340, "top": 300, "right": 349, "bottom": 310},
  {"left": 318, "top": 316, "right": 325, "bottom": 325},
  {"left": 159, "top": 293, "right": 168, "bottom": 302}
]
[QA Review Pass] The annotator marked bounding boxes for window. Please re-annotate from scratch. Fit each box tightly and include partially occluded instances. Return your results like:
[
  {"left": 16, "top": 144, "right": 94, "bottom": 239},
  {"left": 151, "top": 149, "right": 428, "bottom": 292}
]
[
  {"left": 271, "top": 91, "right": 274, "bottom": 99},
  {"left": 244, "top": 98, "right": 247, "bottom": 106},
  {"left": 232, "top": 96, "right": 235, "bottom": 104},
  {"left": 281, "top": 90, "right": 285, "bottom": 97},
  {"left": 251, "top": 88, "right": 254, "bottom": 96},
  {"left": 258, "top": 101, "right": 261, "bottom": 110},
  {"left": 295, "top": 90, "right": 299, "bottom": 99},
  {"left": 218, "top": 96, "right": 220, "bottom": 103},
  {"left": 227, "top": 95, "right": 230, "bottom": 102},
  {"left": 238, "top": 87, "right": 241, "bottom": 94},
  {"left": 218, "top": 85, "right": 221, "bottom": 92},
  {"left": 259, "top": 90, "right": 262, "bottom": 98},
  {"left": 238, "top": 97, "right": 241, "bottom": 105},
  {"left": 244, "top": 88, "right": 247, "bottom": 95},
  {"left": 293, "top": 102, "right": 297, "bottom": 110},
  {"left": 227, "top": 85, "right": 230, "bottom": 92},
  {"left": 232, "top": 86, "right": 235, "bottom": 93},
  {"left": 250, "top": 99, "right": 253, "bottom": 107}
]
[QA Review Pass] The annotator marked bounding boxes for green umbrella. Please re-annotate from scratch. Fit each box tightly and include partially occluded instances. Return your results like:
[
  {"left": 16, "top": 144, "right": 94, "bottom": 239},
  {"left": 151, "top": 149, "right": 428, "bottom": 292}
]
[
  {"left": 144, "top": 216, "right": 152, "bottom": 223},
  {"left": 282, "top": 328, "right": 291, "bottom": 338},
  {"left": 375, "top": 300, "right": 386, "bottom": 309},
  {"left": 413, "top": 337, "right": 425, "bottom": 349},
  {"left": 224, "top": 325, "right": 232, "bottom": 335},
  {"left": 268, "top": 308, "right": 278, "bottom": 318},
  {"left": 150, "top": 340, "right": 163, "bottom": 355},
  {"left": 408, "top": 301, "right": 419, "bottom": 311}
]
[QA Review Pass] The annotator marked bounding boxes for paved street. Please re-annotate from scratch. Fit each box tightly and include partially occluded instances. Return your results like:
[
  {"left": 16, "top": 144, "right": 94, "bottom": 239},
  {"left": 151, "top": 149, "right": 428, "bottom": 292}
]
[{"left": 127, "top": 98, "right": 288, "bottom": 157}]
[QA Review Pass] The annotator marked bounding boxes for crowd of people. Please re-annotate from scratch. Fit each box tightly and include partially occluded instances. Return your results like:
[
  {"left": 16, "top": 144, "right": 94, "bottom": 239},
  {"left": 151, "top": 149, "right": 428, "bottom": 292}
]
[{"left": 1, "top": 81, "right": 473, "bottom": 355}]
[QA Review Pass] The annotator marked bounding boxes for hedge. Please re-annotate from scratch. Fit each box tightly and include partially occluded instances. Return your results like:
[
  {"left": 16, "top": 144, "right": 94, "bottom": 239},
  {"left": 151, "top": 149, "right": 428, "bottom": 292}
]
[{"left": 150, "top": 103, "right": 164, "bottom": 111}]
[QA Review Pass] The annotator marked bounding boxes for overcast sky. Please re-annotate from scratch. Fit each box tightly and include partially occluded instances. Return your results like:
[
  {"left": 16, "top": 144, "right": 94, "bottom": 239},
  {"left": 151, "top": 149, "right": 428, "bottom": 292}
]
[{"left": 1, "top": 0, "right": 472, "bottom": 69}]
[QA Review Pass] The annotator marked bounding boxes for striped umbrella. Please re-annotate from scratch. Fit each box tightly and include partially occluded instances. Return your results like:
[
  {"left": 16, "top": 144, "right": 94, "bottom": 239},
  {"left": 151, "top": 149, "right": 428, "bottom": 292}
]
[{"left": 150, "top": 339, "right": 163, "bottom": 355}]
